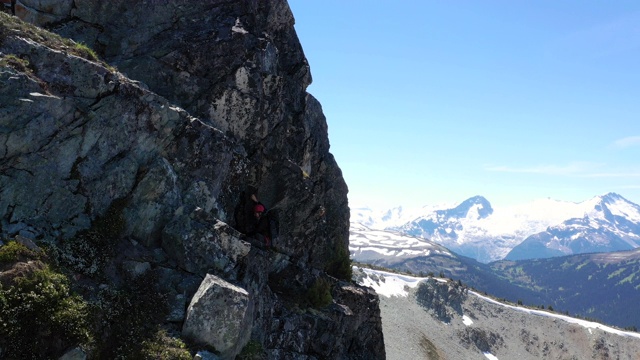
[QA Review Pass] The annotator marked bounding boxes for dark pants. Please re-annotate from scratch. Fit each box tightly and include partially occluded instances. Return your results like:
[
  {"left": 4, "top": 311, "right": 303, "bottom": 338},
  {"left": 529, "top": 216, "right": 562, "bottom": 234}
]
[{"left": 255, "top": 233, "right": 271, "bottom": 248}]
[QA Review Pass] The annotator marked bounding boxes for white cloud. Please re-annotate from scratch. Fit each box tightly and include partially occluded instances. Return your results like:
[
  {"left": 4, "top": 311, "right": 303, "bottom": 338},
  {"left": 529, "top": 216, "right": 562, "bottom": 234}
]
[
  {"left": 484, "top": 162, "right": 599, "bottom": 175},
  {"left": 620, "top": 185, "right": 640, "bottom": 189},
  {"left": 485, "top": 162, "right": 640, "bottom": 179},
  {"left": 612, "top": 136, "right": 640, "bottom": 149},
  {"left": 579, "top": 172, "right": 640, "bottom": 178}
]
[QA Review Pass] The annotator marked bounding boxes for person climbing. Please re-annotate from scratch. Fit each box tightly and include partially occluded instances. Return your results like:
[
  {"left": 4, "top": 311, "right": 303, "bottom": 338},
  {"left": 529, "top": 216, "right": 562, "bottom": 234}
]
[
  {"left": 234, "top": 186, "right": 274, "bottom": 249},
  {"left": 248, "top": 202, "right": 272, "bottom": 249},
  {"left": 234, "top": 186, "right": 259, "bottom": 233}
]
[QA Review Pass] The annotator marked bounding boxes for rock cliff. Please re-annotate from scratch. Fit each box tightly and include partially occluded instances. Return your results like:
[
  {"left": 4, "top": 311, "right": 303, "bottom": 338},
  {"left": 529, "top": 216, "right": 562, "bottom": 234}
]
[{"left": 0, "top": 1, "right": 384, "bottom": 359}]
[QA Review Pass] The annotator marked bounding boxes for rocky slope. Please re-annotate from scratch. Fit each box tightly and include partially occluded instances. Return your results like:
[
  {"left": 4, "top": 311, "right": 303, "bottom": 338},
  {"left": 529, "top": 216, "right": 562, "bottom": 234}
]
[
  {"left": 0, "top": 2, "right": 384, "bottom": 359},
  {"left": 355, "top": 267, "right": 640, "bottom": 360},
  {"left": 350, "top": 223, "right": 640, "bottom": 329}
]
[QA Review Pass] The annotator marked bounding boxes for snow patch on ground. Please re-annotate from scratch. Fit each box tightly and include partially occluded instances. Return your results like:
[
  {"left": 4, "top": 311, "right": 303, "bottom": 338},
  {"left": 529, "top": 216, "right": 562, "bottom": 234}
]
[
  {"left": 470, "top": 291, "right": 640, "bottom": 339},
  {"left": 483, "top": 353, "right": 499, "bottom": 360},
  {"left": 350, "top": 223, "right": 452, "bottom": 261},
  {"left": 360, "top": 267, "right": 640, "bottom": 340},
  {"left": 358, "top": 267, "right": 442, "bottom": 297}
]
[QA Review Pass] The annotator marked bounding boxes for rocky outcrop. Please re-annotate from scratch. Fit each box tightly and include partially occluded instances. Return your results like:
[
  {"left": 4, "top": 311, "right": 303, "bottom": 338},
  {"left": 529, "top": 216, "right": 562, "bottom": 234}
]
[
  {"left": 415, "top": 278, "right": 465, "bottom": 323},
  {"left": 0, "top": 1, "right": 383, "bottom": 358},
  {"left": 182, "top": 274, "right": 252, "bottom": 359},
  {"left": 58, "top": 348, "right": 87, "bottom": 360}
]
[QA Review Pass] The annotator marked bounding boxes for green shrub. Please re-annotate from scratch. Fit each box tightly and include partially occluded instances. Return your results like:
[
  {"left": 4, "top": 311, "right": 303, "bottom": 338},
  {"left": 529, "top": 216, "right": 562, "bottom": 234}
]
[
  {"left": 139, "top": 329, "right": 192, "bottom": 360},
  {"left": 73, "top": 42, "right": 98, "bottom": 61},
  {"left": 0, "top": 267, "right": 92, "bottom": 359},
  {"left": 93, "top": 271, "right": 169, "bottom": 359},
  {"left": 306, "top": 277, "right": 333, "bottom": 308},
  {"left": 237, "top": 340, "right": 265, "bottom": 360},
  {"left": 52, "top": 229, "right": 115, "bottom": 278},
  {"left": 0, "top": 54, "right": 31, "bottom": 73},
  {"left": 0, "top": 240, "right": 41, "bottom": 264},
  {"left": 0, "top": 12, "right": 112, "bottom": 68},
  {"left": 326, "top": 242, "right": 352, "bottom": 281},
  {"left": 52, "top": 198, "right": 126, "bottom": 277}
]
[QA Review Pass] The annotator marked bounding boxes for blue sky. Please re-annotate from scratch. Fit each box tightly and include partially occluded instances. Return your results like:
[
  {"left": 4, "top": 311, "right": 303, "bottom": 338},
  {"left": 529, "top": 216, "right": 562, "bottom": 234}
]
[{"left": 288, "top": 1, "right": 640, "bottom": 209}]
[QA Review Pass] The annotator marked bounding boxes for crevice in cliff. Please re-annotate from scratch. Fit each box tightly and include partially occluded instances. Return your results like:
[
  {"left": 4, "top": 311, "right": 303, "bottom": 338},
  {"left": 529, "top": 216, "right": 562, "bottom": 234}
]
[
  {"left": 47, "top": 16, "right": 104, "bottom": 37},
  {"left": 4, "top": 165, "right": 34, "bottom": 177}
]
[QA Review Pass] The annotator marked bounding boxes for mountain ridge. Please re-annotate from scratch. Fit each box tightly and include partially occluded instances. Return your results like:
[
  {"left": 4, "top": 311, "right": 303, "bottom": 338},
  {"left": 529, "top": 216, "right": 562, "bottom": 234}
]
[
  {"left": 350, "top": 218, "right": 640, "bottom": 329},
  {"left": 354, "top": 192, "right": 640, "bottom": 263},
  {"left": 506, "top": 192, "right": 640, "bottom": 260},
  {"left": 355, "top": 267, "right": 640, "bottom": 360}
]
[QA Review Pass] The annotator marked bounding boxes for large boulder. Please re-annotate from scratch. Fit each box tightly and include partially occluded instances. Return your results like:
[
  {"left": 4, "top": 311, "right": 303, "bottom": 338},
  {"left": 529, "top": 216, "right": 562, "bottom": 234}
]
[
  {"left": 182, "top": 274, "right": 252, "bottom": 359},
  {"left": 162, "top": 210, "right": 251, "bottom": 278}
]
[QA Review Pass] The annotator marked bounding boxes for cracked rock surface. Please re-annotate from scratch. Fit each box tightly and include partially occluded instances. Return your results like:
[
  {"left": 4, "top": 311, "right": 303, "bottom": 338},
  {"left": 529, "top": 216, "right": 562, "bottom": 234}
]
[{"left": 0, "top": 1, "right": 385, "bottom": 358}]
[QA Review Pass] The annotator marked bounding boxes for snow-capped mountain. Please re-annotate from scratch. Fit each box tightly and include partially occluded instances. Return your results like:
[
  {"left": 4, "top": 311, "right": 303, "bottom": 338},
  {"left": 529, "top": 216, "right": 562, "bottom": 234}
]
[
  {"left": 506, "top": 193, "right": 640, "bottom": 260},
  {"left": 350, "top": 204, "right": 448, "bottom": 230},
  {"left": 352, "top": 192, "right": 640, "bottom": 263},
  {"left": 349, "top": 223, "right": 456, "bottom": 267}
]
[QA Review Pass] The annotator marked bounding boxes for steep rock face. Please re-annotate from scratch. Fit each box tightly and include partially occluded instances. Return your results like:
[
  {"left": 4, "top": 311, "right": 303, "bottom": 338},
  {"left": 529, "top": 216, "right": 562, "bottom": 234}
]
[
  {"left": 0, "top": 1, "right": 383, "bottom": 358},
  {"left": 18, "top": 0, "right": 348, "bottom": 269}
]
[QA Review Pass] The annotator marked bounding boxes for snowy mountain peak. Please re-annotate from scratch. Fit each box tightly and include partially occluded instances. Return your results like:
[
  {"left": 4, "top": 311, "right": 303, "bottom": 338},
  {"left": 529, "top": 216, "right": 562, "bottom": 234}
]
[
  {"left": 587, "top": 192, "right": 632, "bottom": 210},
  {"left": 353, "top": 193, "right": 640, "bottom": 263},
  {"left": 450, "top": 195, "right": 493, "bottom": 220},
  {"left": 601, "top": 192, "right": 624, "bottom": 202},
  {"left": 578, "top": 192, "right": 640, "bottom": 222},
  {"left": 381, "top": 206, "right": 405, "bottom": 222},
  {"left": 505, "top": 193, "right": 640, "bottom": 261},
  {"left": 600, "top": 193, "right": 640, "bottom": 223}
]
